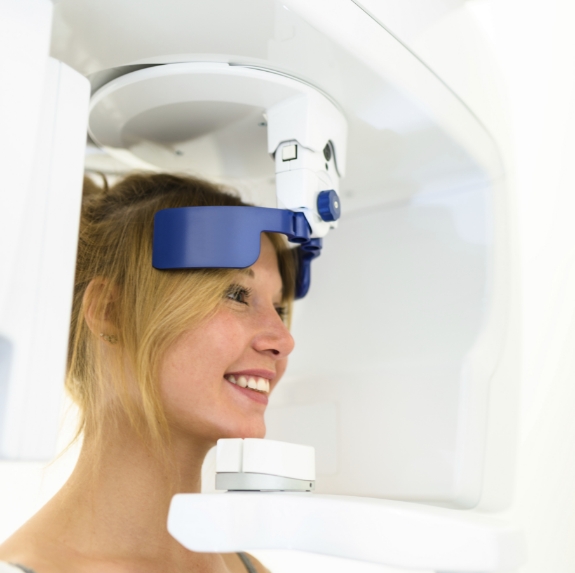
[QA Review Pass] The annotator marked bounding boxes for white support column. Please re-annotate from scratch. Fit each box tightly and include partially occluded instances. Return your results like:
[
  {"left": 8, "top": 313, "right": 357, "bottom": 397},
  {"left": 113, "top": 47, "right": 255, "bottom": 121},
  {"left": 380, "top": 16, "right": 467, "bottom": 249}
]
[{"left": 0, "top": 56, "right": 90, "bottom": 460}]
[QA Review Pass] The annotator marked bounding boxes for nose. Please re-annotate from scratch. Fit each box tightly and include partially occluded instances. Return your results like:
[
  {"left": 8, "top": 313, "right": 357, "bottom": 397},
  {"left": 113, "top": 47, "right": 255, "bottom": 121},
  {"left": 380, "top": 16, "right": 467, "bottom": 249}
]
[{"left": 252, "top": 307, "right": 295, "bottom": 359}]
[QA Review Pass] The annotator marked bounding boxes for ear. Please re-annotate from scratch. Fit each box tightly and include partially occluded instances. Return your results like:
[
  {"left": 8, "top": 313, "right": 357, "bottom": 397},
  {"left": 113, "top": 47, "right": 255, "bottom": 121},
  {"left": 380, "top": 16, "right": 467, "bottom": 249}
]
[{"left": 83, "top": 277, "right": 120, "bottom": 344}]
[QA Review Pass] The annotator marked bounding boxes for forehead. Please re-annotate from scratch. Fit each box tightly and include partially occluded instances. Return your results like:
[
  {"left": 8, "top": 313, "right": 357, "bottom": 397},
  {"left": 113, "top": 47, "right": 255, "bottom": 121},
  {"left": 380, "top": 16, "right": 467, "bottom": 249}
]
[
  {"left": 255, "top": 233, "right": 279, "bottom": 267},
  {"left": 238, "top": 235, "right": 282, "bottom": 289}
]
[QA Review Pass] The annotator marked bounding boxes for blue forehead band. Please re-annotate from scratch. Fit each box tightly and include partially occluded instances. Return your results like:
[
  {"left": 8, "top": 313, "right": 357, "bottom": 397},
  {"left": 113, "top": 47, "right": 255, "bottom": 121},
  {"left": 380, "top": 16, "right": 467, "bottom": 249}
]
[{"left": 152, "top": 206, "right": 322, "bottom": 299}]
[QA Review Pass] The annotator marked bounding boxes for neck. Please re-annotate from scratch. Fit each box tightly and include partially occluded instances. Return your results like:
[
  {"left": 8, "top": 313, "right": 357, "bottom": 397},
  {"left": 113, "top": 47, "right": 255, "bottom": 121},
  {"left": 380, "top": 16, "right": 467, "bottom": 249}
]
[{"left": 43, "top": 419, "right": 214, "bottom": 563}]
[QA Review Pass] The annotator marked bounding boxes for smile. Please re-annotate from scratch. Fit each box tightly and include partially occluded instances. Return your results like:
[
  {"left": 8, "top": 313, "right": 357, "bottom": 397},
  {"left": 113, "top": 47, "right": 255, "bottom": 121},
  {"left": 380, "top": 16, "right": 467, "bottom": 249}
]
[{"left": 224, "top": 374, "right": 270, "bottom": 394}]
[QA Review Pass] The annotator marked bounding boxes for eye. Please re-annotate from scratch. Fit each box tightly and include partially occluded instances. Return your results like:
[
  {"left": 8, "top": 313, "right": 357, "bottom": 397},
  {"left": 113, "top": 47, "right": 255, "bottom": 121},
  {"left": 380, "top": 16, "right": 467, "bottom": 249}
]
[
  {"left": 275, "top": 305, "right": 288, "bottom": 322},
  {"left": 225, "top": 284, "right": 252, "bottom": 305}
]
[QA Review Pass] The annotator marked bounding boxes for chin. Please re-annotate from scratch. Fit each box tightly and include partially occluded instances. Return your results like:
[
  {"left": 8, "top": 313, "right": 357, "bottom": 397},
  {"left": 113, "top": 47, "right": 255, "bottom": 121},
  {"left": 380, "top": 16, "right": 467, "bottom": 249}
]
[{"left": 218, "top": 417, "right": 266, "bottom": 440}]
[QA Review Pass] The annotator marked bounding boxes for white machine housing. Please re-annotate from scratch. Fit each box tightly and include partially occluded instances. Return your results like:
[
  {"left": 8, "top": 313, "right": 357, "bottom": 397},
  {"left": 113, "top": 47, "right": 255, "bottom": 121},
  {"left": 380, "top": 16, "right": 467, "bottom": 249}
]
[
  {"left": 70, "top": 0, "right": 514, "bottom": 512},
  {"left": 0, "top": 0, "right": 90, "bottom": 460},
  {"left": 88, "top": 62, "right": 347, "bottom": 238},
  {"left": 47, "top": 0, "right": 517, "bottom": 511}
]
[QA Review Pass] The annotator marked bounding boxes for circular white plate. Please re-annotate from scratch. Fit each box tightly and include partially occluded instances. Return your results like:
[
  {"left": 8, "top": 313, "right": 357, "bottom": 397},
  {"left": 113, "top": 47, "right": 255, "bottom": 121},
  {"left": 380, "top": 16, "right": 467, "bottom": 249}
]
[{"left": 88, "top": 62, "right": 335, "bottom": 177}]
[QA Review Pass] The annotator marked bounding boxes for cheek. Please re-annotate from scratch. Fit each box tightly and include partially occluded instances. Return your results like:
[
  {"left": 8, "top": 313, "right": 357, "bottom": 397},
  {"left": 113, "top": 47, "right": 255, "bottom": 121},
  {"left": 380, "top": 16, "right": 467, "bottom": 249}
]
[
  {"left": 158, "top": 314, "right": 249, "bottom": 427},
  {"left": 162, "top": 318, "right": 242, "bottom": 388}
]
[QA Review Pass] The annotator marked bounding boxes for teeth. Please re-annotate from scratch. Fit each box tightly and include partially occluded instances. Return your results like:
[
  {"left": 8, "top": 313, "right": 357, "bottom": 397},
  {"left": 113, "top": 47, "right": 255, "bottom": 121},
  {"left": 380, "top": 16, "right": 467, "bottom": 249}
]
[
  {"left": 225, "top": 375, "right": 270, "bottom": 394},
  {"left": 257, "top": 377, "right": 268, "bottom": 392}
]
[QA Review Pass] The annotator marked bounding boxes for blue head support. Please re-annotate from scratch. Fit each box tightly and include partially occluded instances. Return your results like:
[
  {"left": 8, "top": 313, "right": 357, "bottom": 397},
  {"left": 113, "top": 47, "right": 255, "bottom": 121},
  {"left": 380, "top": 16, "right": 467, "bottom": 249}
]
[{"left": 152, "top": 206, "right": 322, "bottom": 299}]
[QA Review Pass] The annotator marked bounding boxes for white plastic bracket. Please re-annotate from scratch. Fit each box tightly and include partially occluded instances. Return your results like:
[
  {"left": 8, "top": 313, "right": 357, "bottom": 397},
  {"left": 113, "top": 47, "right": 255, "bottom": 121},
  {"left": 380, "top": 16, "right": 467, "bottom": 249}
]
[
  {"left": 215, "top": 438, "right": 315, "bottom": 491},
  {"left": 267, "top": 92, "right": 347, "bottom": 238},
  {"left": 168, "top": 493, "right": 526, "bottom": 571}
]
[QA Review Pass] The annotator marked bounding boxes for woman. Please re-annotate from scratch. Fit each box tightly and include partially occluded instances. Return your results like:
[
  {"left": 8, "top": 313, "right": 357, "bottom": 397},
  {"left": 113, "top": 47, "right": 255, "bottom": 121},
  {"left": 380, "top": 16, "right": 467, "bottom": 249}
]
[{"left": 0, "top": 173, "right": 297, "bottom": 573}]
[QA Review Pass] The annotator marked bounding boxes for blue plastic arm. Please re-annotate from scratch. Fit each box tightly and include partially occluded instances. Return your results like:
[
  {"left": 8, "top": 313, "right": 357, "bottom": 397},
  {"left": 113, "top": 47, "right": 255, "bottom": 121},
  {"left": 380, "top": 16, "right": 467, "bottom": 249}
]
[{"left": 152, "top": 206, "right": 320, "bottom": 298}]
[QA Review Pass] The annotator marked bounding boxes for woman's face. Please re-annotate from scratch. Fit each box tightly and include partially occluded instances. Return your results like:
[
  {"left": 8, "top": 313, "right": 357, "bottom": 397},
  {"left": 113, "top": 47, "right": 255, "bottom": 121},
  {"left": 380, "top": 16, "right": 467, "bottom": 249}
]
[{"left": 159, "top": 235, "right": 295, "bottom": 443}]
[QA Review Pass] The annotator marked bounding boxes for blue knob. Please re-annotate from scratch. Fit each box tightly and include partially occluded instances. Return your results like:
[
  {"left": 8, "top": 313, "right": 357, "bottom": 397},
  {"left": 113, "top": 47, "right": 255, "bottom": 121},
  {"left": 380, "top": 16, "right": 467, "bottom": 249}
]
[{"left": 317, "top": 190, "right": 341, "bottom": 222}]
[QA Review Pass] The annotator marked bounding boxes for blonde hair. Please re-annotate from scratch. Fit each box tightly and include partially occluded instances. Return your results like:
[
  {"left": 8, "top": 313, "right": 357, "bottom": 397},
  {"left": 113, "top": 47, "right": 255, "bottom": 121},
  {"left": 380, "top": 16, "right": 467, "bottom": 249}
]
[{"left": 67, "top": 173, "right": 296, "bottom": 454}]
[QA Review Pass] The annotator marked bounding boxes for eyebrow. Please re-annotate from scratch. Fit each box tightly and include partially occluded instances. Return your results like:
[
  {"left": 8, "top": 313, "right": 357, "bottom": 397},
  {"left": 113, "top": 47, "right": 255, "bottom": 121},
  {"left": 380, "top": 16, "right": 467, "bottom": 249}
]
[
  {"left": 236, "top": 267, "right": 284, "bottom": 299},
  {"left": 238, "top": 268, "right": 255, "bottom": 278}
]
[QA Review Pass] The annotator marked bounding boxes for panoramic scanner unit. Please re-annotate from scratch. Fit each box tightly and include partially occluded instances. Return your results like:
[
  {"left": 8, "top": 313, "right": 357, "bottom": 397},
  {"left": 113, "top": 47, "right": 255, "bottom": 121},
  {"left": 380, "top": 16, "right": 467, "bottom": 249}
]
[{"left": 88, "top": 63, "right": 348, "bottom": 298}]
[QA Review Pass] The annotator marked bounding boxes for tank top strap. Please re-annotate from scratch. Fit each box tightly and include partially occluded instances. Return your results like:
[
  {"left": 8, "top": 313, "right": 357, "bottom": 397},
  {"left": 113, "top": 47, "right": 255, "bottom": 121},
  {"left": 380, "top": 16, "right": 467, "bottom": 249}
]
[
  {"left": 4, "top": 556, "right": 261, "bottom": 573},
  {"left": 237, "top": 552, "right": 258, "bottom": 573},
  {"left": 5, "top": 564, "right": 37, "bottom": 573}
]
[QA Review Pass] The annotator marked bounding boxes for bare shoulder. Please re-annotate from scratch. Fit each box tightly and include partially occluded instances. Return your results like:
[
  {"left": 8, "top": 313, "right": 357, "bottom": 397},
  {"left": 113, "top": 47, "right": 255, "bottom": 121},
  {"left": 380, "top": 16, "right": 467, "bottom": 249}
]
[
  {"left": 0, "top": 550, "right": 48, "bottom": 573},
  {"left": 0, "top": 527, "right": 66, "bottom": 573}
]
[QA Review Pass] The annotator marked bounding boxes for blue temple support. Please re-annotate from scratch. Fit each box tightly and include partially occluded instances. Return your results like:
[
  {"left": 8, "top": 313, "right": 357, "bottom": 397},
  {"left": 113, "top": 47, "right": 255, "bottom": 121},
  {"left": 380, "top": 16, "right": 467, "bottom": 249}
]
[
  {"left": 152, "top": 206, "right": 321, "bottom": 298},
  {"left": 295, "top": 238, "right": 322, "bottom": 299}
]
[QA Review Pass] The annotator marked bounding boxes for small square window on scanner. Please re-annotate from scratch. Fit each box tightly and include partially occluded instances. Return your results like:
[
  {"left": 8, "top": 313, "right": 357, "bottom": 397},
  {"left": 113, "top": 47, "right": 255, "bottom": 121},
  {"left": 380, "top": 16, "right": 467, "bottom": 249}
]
[{"left": 282, "top": 144, "right": 298, "bottom": 161}]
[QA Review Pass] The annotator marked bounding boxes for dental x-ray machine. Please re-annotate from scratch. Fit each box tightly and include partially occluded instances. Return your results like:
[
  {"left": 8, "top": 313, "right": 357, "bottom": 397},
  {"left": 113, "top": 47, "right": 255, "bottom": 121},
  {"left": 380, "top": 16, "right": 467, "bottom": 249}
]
[{"left": 0, "top": 1, "right": 526, "bottom": 571}]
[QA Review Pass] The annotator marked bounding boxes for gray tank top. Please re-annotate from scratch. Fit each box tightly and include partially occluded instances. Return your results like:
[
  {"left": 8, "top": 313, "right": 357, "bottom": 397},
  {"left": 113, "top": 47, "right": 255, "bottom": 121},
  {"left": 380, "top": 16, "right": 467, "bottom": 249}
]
[{"left": 8, "top": 553, "right": 258, "bottom": 573}]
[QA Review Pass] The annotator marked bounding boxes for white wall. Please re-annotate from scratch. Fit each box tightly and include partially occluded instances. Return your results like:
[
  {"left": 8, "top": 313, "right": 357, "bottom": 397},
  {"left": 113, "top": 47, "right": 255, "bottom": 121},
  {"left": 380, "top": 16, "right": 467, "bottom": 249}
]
[{"left": 490, "top": 2, "right": 575, "bottom": 570}]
